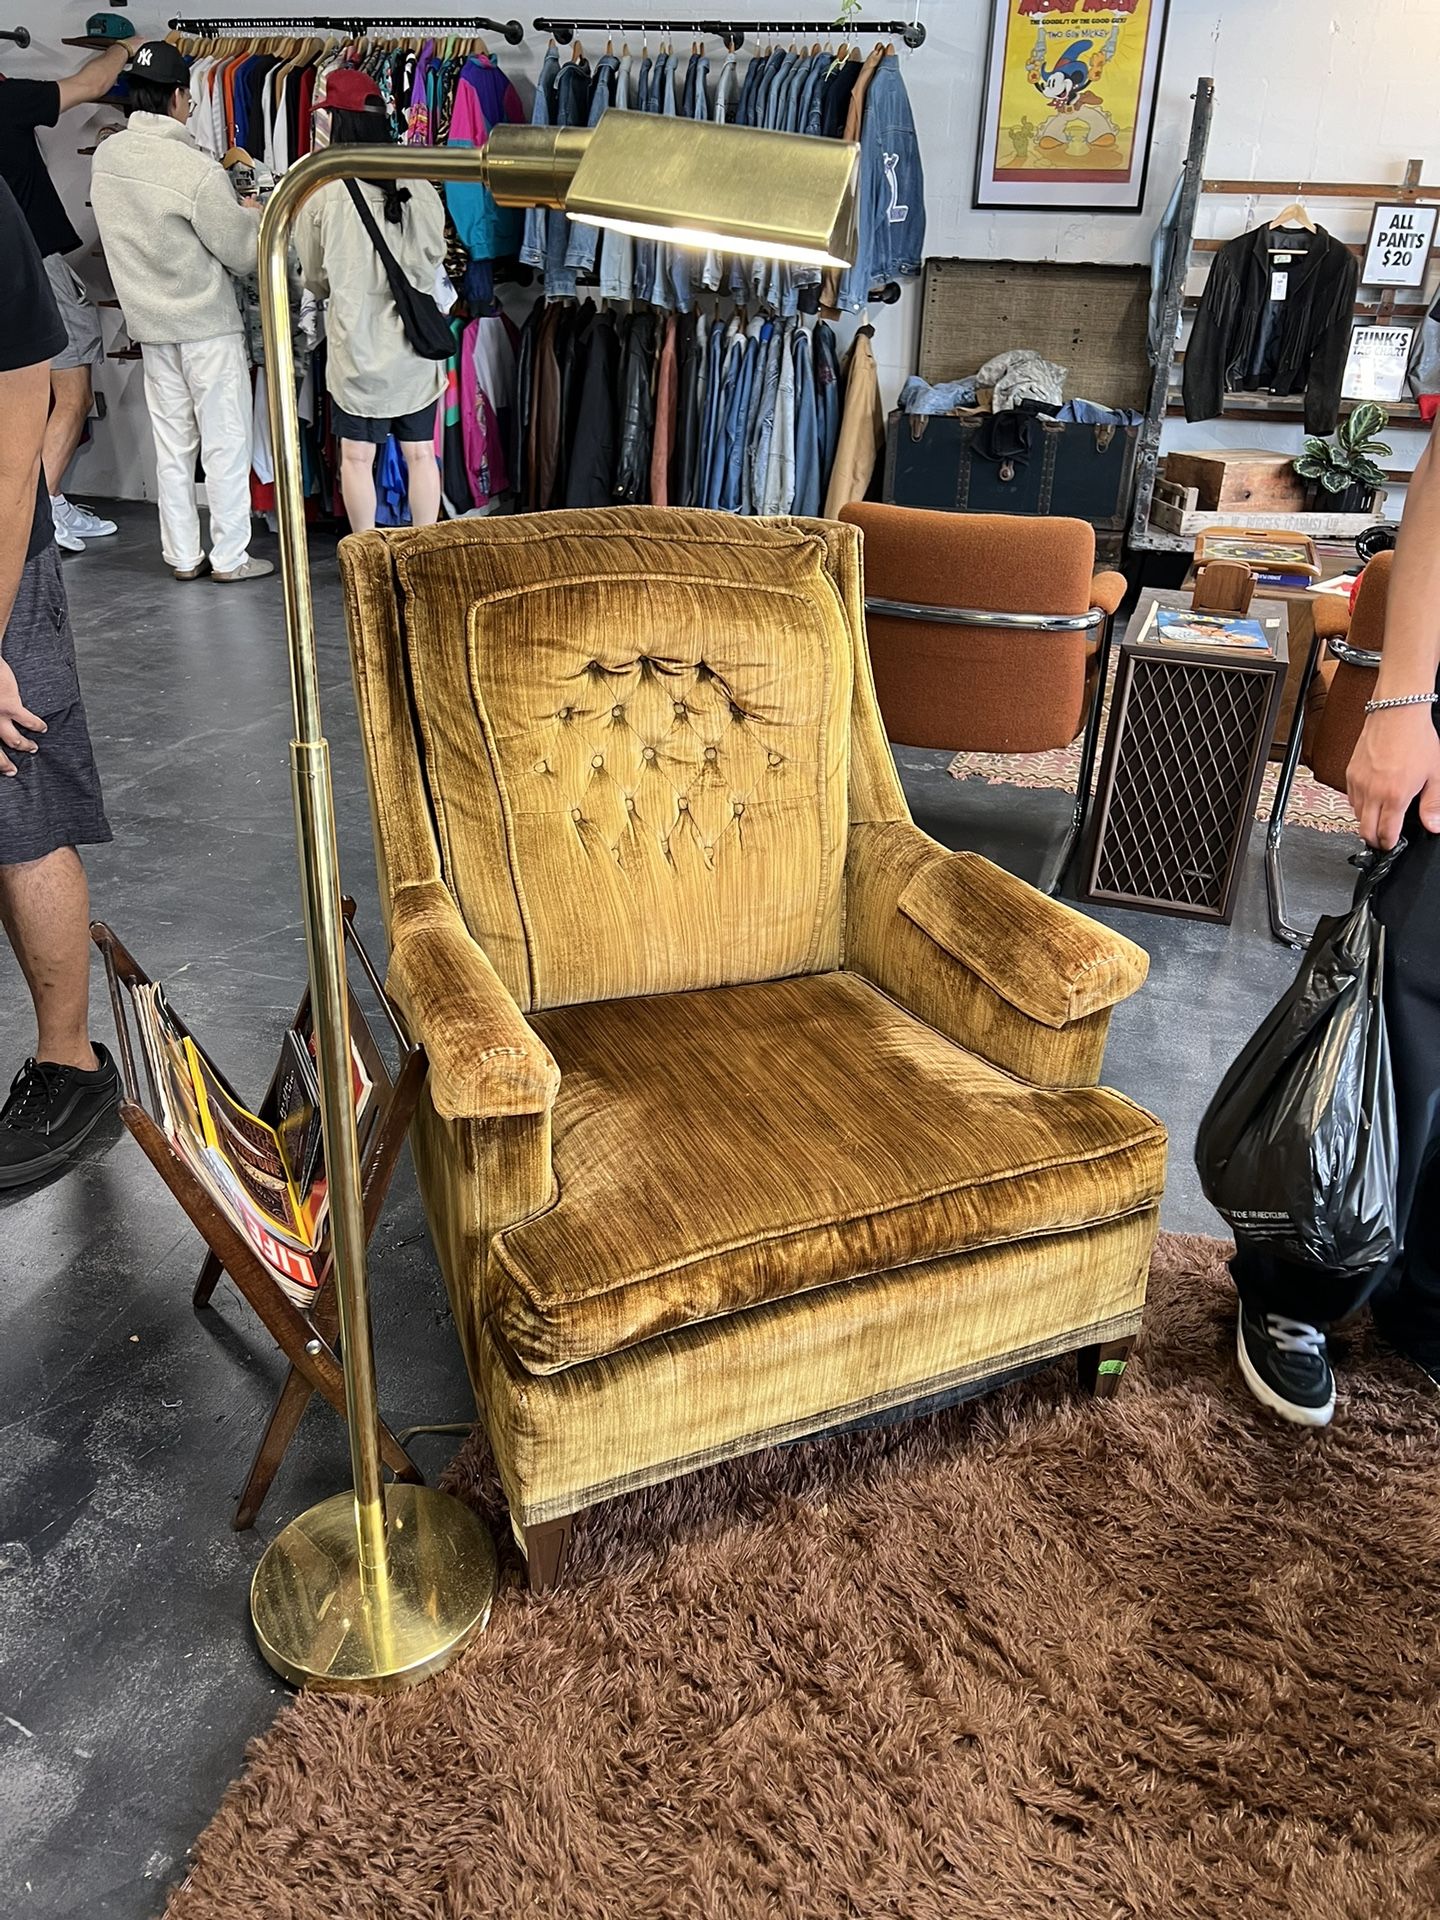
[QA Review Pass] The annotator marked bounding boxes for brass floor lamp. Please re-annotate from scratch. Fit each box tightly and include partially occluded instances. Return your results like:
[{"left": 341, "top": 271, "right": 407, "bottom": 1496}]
[{"left": 248, "top": 114, "right": 859, "bottom": 1691}]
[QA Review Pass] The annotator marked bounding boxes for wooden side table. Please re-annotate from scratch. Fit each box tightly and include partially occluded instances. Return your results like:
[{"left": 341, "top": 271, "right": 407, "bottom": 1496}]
[{"left": 1079, "top": 590, "right": 1289, "bottom": 925}]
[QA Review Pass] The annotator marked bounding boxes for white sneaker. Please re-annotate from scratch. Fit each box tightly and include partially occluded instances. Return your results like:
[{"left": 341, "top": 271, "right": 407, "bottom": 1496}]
[
  {"left": 212, "top": 557, "right": 275, "bottom": 583},
  {"left": 51, "top": 516, "right": 85, "bottom": 555},
  {"left": 52, "top": 495, "right": 118, "bottom": 540}
]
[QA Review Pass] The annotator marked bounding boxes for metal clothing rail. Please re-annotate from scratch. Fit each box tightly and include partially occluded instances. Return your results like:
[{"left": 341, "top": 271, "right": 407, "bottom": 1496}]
[
  {"left": 0, "top": 23, "right": 31, "bottom": 43},
  {"left": 168, "top": 15, "right": 527, "bottom": 41},
  {"left": 532, "top": 16, "right": 926, "bottom": 49}
]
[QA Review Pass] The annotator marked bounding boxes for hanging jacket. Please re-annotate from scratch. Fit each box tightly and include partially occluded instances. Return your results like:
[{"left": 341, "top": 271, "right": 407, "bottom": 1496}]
[
  {"left": 1183, "top": 223, "right": 1359, "bottom": 435},
  {"left": 836, "top": 53, "right": 925, "bottom": 312},
  {"left": 823, "top": 325, "right": 882, "bottom": 518},
  {"left": 445, "top": 57, "right": 525, "bottom": 262},
  {"left": 615, "top": 311, "right": 658, "bottom": 504}
]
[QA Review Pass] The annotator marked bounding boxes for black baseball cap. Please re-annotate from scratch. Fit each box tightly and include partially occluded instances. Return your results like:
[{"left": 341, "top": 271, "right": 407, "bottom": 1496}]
[{"left": 122, "top": 41, "right": 191, "bottom": 91}]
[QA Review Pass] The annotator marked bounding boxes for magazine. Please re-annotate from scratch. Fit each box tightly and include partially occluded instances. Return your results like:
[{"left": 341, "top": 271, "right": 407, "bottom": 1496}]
[
  {"left": 1141, "top": 603, "right": 1275, "bottom": 654},
  {"left": 126, "top": 982, "right": 372, "bottom": 1308}
]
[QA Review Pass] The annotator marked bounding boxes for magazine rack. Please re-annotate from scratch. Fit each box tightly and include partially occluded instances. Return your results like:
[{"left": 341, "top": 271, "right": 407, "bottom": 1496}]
[{"left": 91, "top": 902, "right": 428, "bottom": 1529}]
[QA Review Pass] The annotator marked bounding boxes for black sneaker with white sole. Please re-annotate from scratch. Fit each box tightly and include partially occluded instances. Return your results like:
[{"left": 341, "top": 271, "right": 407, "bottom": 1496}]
[
  {"left": 0, "top": 1045, "right": 120, "bottom": 1189},
  {"left": 1236, "top": 1305, "right": 1336, "bottom": 1427}
]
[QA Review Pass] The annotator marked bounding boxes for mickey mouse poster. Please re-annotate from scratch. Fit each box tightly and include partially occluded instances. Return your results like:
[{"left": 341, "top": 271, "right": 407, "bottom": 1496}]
[{"left": 975, "top": 1, "right": 1172, "bottom": 212}]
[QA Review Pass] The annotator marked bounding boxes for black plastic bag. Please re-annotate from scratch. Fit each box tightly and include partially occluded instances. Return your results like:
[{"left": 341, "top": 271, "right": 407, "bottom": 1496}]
[{"left": 1195, "top": 843, "right": 1404, "bottom": 1274}]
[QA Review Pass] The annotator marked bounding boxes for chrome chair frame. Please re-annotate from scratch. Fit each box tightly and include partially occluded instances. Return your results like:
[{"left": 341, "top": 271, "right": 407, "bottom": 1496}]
[
  {"left": 1265, "top": 631, "right": 1380, "bottom": 948},
  {"left": 862, "top": 598, "right": 1114, "bottom": 897}
]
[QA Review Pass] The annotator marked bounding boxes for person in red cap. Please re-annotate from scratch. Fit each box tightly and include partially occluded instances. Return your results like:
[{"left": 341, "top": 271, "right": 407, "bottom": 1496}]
[
  {"left": 295, "top": 70, "right": 447, "bottom": 532},
  {"left": 90, "top": 42, "right": 270, "bottom": 581}
]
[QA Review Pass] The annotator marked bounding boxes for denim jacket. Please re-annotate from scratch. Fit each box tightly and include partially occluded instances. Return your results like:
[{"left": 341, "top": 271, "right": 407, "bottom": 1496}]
[{"left": 837, "top": 55, "right": 925, "bottom": 312}]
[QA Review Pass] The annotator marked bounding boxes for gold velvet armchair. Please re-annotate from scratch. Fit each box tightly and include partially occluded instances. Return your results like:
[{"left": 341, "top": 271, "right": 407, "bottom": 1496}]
[{"left": 339, "top": 508, "right": 1166, "bottom": 1589}]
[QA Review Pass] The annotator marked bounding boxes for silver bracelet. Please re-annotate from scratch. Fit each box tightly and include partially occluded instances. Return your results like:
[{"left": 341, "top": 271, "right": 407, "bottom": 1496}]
[{"left": 1364, "top": 693, "right": 1439, "bottom": 714}]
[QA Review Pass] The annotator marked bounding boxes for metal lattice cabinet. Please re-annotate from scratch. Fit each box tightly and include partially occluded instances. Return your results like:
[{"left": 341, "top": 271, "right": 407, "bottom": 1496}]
[{"left": 1081, "top": 592, "right": 1288, "bottom": 925}]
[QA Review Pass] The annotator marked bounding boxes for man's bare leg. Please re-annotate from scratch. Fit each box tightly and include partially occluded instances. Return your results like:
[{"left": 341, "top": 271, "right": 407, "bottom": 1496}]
[
  {"left": 0, "top": 847, "right": 97, "bottom": 1070},
  {"left": 43, "top": 367, "right": 92, "bottom": 500}
]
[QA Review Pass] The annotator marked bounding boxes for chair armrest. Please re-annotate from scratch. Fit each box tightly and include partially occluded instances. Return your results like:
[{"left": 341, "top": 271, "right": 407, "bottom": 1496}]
[
  {"left": 386, "top": 880, "right": 559, "bottom": 1123},
  {"left": 902, "top": 848, "right": 1148, "bottom": 1026},
  {"left": 1311, "top": 595, "right": 1352, "bottom": 642},
  {"left": 845, "top": 821, "right": 1149, "bottom": 1086},
  {"left": 1090, "top": 570, "right": 1128, "bottom": 616}
]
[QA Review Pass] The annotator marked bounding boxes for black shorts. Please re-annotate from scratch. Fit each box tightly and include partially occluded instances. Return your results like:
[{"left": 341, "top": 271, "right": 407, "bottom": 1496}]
[
  {"left": 331, "top": 399, "right": 438, "bottom": 445},
  {"left": 0, "top": 542, "right": 112, "bottom": 868}
]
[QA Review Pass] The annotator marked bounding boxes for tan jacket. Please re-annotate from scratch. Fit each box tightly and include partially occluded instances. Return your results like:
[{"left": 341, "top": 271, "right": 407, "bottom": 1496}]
[
  {"left": 295, "top": 178, "right": 447, "bottom": 420},
  {"left": 822, "top": 326, "right": 883, "bottom": 519}
]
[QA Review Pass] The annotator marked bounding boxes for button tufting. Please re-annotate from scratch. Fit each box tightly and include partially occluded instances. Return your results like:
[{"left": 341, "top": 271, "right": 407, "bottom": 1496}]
[
  {"left": 677, "top": 797, "right": 689, "bottom": 810},
  {"left": 768, "top": 752, "right": 783, "bottom": 767},
  {"left": 557, "top": 706, "right": 571, "bottom": 721},
  {"left": 704, "top": 746, "right": 717, "bottom": 762},
  {"left": 734, "top": 801, "right": 745, "bottom": 815},
  {"left": 626, "top": 796, "right": 636, "bottom": 811},
  {"left": 673, "top": 700, "right": 686, "bottom": 715},
  {"left": 611, "top": 704, "right": 624, "bottom": 719},
  {"left": 570, "top": 807, "right": 582, "bottom": 822},
  {"left": 591, "top": 754, "right": 604, "bottom": 769},
  {"left": 642, "top": 746, "right": 657, "bottom": 761}
]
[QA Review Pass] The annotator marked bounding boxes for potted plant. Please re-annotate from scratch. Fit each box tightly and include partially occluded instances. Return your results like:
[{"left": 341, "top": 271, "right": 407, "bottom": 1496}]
[{"left": 1294, "top": 403, "right": 1391, "bottom": 514}]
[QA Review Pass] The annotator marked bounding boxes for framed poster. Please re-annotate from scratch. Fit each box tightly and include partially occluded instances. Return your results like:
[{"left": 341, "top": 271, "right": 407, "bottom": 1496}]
[
  {"left": 1360, "top": 203, "right": 1438, "bottom": 287},
  {"left": 974, "top": 1, "right": 1172, "bottom": 214}
]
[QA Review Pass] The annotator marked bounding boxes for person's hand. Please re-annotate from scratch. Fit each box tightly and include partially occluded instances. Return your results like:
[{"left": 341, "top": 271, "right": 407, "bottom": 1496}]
[
  {"left": 1347, "top": 703, "right": 1440, "bottom": 848},
  {"left": 0, "top": 657, "right": 45, "bottom": 778}
]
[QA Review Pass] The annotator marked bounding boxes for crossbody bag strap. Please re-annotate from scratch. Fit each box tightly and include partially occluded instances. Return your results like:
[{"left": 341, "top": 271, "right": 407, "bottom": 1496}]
[{"left": 343, "top": 178, "right": 413, "bottom": 305}]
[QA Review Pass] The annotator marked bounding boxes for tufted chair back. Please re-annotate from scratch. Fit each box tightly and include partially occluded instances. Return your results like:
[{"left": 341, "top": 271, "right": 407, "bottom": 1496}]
[{"left": 339, "top": 509, "right": 892, "bottom": 1012}]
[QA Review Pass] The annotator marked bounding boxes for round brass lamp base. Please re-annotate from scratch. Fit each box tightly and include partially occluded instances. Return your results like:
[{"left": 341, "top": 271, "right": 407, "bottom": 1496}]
[{"left": 251, "top": 1485, "right": 497, "bottom": 1693}]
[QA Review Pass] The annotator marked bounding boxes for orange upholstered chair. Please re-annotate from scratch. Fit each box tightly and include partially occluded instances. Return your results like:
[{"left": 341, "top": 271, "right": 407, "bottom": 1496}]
[
  {"left": 839, "top": 503, "right": 1127, "bottom": 892},
  {"left": 1265, "top": 552, "right": 1389, "bottom": 946}
]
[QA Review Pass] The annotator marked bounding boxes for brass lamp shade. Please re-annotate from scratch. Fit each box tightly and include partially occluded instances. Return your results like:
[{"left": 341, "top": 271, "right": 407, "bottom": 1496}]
[
  {"left": 565, "top": 116, "right": 858, "bottom": 268},
  {"left": 479, "top": 119, "right": 859, "bottom": 268}
]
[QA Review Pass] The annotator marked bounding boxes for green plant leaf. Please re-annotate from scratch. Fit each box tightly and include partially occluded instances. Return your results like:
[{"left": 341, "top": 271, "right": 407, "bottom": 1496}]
[{"left": 1348, "top": 401, "right": 1390, "bottom": 444}]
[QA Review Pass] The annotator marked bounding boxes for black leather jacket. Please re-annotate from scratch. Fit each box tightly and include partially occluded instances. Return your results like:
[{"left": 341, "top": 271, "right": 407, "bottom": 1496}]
[{"left": 1183, "top": 224, "right": 1358, "bottom": 435}]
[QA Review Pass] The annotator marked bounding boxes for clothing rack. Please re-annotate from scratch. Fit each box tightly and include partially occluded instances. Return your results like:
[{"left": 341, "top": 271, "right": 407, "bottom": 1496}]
[
  {"left": 168, "top": 14, "right": 527, "bottom": 41},
  {"left": 0, "top": 24, "right": 31, "bottom": 43},
  {"left": 532, "top": 16, "right": 926, "bottom": 50}
]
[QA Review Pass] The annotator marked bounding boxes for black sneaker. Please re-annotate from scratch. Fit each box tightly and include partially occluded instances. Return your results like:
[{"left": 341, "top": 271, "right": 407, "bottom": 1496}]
[
  {"left": 0, "top": 1045, "right": 120, "bottom": 1189},
  {"left": 1236, "top": 1305, "right": 1336, "bottom": 1427}
]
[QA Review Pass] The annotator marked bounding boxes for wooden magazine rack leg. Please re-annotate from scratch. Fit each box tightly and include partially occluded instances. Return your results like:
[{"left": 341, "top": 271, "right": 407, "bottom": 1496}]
[{"left": 92, "top": 910, "right": 428, "bottom": 1531}]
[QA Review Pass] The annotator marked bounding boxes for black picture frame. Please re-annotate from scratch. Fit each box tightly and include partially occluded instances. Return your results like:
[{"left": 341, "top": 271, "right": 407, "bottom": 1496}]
[{"left": 973, "top": 0, "right": 1173, "bottom": 216}]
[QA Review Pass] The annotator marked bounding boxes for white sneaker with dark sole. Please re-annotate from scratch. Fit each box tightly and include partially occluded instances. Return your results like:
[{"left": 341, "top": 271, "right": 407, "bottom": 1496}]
[{"left": 1236, "top": 1307, "right": 1336, "bottom": 1427}]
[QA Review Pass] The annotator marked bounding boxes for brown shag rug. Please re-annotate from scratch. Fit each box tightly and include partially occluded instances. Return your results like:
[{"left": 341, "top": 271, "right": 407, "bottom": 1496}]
[{"left": 167, "top": 1235, "right": 1440, "bottom": 1920}]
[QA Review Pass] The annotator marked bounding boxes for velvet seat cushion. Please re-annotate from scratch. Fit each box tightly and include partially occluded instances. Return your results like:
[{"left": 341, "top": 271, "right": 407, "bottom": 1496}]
[{"left": 492, "top": 973, "right": 1167, "bottom": 1375}]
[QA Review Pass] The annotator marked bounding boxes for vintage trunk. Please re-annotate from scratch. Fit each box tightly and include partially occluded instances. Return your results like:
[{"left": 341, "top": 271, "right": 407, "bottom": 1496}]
[{"left": 884, "top": 259, "right": 1151, "bottom": 542}]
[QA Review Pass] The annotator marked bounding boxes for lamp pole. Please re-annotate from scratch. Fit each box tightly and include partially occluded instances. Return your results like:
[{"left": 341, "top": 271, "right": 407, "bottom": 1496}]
[{"left": 249, "top": 146, "right": 503, "bottom": 1693}]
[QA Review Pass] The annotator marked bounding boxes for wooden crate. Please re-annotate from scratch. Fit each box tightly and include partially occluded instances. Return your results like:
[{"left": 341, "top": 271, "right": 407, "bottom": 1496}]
[
  {"left": 1151, "top": 478, "right": 1382, "bottom": 539},
  {"left": 1162, "top": 447, "right": 1308, "bottom": 512}
]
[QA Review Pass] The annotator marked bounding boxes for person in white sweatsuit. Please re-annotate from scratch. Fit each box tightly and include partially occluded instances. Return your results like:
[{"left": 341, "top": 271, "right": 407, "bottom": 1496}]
[{"left": 90, "top": 41, "right": 268, "bottom": 582}]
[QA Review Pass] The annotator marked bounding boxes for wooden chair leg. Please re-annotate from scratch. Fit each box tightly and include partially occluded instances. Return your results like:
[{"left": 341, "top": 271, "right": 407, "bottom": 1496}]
[
  {"left": 523, "top": 1514, "right": 578, "bottom": 1594},
  {"left": 193, "top": 1249, "right": 224, "bottom": 1309},
  {"left": 1077, "top": 1336, "right": 1135, "bottom": 1399}
]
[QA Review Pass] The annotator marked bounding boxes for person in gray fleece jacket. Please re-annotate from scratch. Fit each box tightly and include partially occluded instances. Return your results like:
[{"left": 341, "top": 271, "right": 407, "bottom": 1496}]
[{"left": 90, "top": 42, "right": 269, "bottom": 582}]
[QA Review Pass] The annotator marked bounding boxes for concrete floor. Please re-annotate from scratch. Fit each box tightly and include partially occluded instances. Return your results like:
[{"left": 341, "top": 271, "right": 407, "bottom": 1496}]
[{"left": 0, "top": 505, "right": 1358, "bottom": 1919}]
